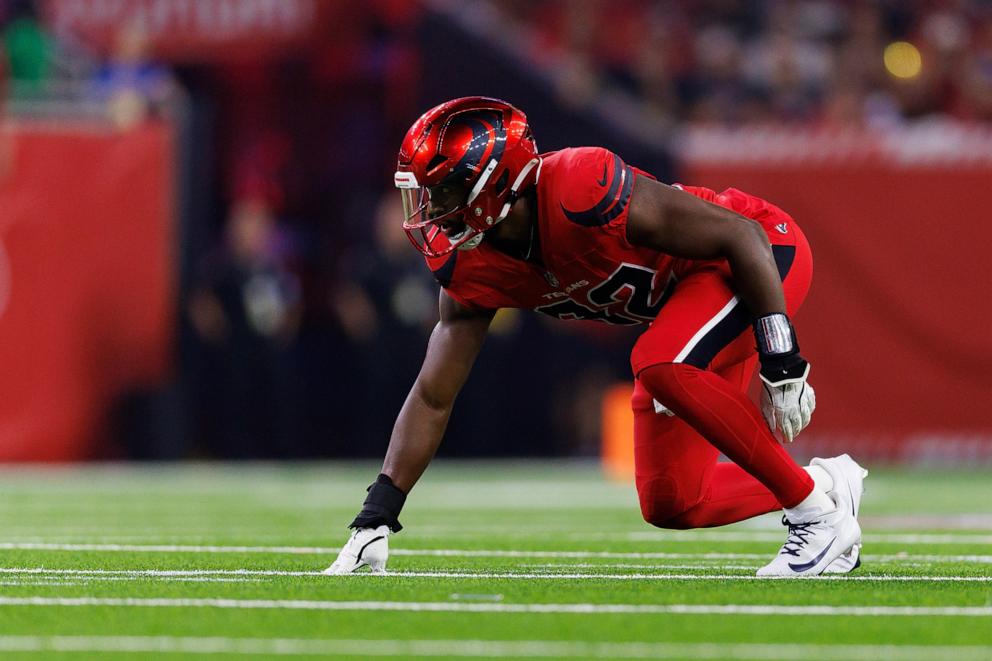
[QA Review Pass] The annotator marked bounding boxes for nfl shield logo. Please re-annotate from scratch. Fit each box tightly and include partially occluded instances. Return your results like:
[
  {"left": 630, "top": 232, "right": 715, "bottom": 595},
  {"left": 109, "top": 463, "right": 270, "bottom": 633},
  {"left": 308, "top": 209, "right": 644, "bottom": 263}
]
[{"left": 544, "top": 271, "right": 560, "bottom": 288}]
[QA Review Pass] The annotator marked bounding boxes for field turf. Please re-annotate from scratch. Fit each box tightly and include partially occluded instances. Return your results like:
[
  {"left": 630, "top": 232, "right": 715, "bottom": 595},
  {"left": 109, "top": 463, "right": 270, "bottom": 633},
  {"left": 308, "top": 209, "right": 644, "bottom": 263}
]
[{"left": 0, "top": 461, "right": 989, "bottom": 660}]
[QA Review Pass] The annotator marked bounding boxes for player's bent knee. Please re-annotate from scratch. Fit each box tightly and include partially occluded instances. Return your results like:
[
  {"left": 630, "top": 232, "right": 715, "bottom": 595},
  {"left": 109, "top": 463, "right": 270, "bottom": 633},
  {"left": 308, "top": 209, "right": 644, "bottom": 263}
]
[
  {"left": 637, "top": 475, "right": 691, "bottom": 529},
  {"left": 661, "top": 507, "right": 714, "bottom": 530}
]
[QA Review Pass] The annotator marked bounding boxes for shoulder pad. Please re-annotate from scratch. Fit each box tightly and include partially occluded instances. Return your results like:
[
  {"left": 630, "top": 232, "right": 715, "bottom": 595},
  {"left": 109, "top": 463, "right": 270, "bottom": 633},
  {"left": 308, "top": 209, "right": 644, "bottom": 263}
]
[{"left": 556, "top": 147, "right": 635, "bottom": 228}]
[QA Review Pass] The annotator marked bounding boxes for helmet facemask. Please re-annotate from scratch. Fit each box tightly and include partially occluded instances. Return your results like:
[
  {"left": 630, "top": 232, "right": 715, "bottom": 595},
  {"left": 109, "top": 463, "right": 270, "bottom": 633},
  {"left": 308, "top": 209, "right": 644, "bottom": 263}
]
[{"left": 397, "top": 175, "right": 484, "bottom": 257}]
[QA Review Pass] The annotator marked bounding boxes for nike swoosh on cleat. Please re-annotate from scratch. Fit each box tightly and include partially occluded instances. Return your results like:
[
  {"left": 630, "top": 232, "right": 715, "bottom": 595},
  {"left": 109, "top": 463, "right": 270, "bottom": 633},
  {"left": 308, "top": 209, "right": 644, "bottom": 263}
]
[
  {"left": 788, "top": 537, "right": 836, "bottom": 573},
  {"left": 356, "top": 535, "right": 385, "bottom": 563},
  {"left": 596, "top": 163, "right": 608, "bottom": 186}
]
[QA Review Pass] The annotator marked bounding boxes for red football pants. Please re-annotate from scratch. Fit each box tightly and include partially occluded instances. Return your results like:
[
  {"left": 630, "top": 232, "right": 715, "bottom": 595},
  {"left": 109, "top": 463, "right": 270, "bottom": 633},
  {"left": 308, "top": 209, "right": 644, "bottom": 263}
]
[{"left": 629, "top": 223, "right": 814, "bottom": 529}]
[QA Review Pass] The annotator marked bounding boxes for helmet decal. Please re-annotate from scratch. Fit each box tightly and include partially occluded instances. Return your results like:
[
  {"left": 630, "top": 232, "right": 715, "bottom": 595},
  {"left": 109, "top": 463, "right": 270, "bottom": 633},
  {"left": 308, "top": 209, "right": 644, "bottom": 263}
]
[{"left": 448, "top": 111, "right": 507, "bottom": 178}]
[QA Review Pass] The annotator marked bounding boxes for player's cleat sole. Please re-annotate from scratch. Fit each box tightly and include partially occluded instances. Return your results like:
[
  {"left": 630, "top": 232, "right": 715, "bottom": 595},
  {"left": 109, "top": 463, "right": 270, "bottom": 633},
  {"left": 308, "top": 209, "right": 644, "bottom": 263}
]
[{"left": 814, "top": 455, "right": 868, "bottom": 575}]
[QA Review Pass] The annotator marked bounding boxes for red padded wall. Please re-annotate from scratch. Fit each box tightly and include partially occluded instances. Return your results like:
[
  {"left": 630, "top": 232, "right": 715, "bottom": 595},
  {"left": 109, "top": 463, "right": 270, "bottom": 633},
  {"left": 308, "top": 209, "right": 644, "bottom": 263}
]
[
  {"left": 679, "top": 127, "right": 992, "bottom": 461},
  {"left": 0, "top": 120, "right": 174, "bottom": 460}
]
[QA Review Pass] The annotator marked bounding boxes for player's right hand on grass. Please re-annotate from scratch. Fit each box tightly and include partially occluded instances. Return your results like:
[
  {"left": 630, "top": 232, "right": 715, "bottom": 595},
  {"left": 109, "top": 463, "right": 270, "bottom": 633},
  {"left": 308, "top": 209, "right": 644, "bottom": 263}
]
[{"left": 323, "top": 525, "right": 390, "bottom": 575}]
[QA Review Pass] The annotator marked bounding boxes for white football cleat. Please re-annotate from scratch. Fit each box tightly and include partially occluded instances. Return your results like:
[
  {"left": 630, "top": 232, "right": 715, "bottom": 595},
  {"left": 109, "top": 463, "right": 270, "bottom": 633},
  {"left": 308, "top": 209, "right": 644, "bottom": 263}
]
[
  {"left": 323, "top": 525, "right": 390, "bottom": 575},
  {"left": 756, "top": 490, "right": 861, "bottom": 577},
  {"left": 814, "top": 454, "right": 869, "bottom": 574},
  {"left": 824, "top": 543, "right": 861, "bottom": 574}
]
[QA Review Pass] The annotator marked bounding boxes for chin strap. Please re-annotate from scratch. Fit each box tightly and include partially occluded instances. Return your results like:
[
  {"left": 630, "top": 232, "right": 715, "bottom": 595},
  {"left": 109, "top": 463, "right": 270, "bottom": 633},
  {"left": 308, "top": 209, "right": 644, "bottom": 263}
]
[
  {"left": 496, "top": 157, "right": 542, "bottom": 223},
  {"left": 522, "top": 221, "right": 536, "bottom": 260}
]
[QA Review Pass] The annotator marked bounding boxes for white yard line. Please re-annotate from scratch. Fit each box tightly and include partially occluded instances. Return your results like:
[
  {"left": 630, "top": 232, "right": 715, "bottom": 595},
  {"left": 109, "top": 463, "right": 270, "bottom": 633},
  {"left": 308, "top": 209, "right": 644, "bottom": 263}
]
[
  {"left": 0, "top": 636, "right": 988, "bottom": 660},
  {"left": 569, "top": 531, "right": 992, "bottom": 544},
  {"left": 4, "top": 525, "right": 992, "bottom": 540},
  {"left": 0, "top": 542, "right": 335, "bottom": 554},
  {"left": 0, "top": 569, "right": 314, "bottom": 577},
  {"left": 0, "top": 568, "right": 987, "bottom": 583},
  {"left": 394, "top": 549, "right": 992, "bottom": 564},
  {"left": 405, "top": 550, "right": 992, "bottom": 564},
  {"left": 0, "top": 597, "right": 988, "bottom": 616},
  {"left": 0, "top": 581, "right": 91, "bottom": 587},
  {"left": 0, "top": 576, "right": 266, "bottom": 585},
  {"left": 1, "top": 542, "right": 991, "bottom": 563},
  {"left": 521, "top": 563, "right": 760, "bottom": 570},
  {"left": 385, "top": 571, "right": 992, "bottom": 583}
]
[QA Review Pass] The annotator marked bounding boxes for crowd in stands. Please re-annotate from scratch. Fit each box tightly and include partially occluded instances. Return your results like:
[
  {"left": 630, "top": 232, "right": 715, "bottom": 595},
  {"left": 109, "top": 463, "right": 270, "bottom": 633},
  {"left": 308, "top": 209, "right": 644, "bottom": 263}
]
[
  {"left": 7, "top": 1, "right": 992, "bottom": 127},
  {"left": 0, "top": 0, "right": 175, "bottom": 127},
  {"left": 483, "top": 0, "right": 992, "bottom": 129}
]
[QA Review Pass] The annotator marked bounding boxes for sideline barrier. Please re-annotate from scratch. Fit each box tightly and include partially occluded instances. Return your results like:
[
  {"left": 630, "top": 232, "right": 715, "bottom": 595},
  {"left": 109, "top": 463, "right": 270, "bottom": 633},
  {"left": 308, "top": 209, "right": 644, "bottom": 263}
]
[
  {"left": 601, "top": 384, "right": 636, "bottom": 480},
  {"left": 0, "top": 120, "right": 175, "bottom": 460}
]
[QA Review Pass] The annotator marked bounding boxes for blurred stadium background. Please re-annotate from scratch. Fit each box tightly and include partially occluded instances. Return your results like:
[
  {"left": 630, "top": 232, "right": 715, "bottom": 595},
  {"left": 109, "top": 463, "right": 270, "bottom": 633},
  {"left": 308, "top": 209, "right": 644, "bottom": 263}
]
[{"left": 1, "top": 0, "right": 990, "bottom": 468}]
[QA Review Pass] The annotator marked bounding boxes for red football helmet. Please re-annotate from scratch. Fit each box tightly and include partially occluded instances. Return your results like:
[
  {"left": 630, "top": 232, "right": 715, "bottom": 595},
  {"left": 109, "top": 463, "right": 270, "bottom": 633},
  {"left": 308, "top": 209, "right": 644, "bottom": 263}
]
[{"left": 395, "top": 97, "right": 541, "bottom": 257}]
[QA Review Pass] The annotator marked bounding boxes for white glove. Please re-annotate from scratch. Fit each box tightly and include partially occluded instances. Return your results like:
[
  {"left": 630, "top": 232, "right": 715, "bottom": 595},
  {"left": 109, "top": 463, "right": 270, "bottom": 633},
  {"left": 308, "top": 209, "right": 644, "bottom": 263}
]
[
  {"left": 760, "top": 368, "right": 815, "bottom": 443},
  {"left": 323, "top": 525, "right": 390, "bottom": 575}
]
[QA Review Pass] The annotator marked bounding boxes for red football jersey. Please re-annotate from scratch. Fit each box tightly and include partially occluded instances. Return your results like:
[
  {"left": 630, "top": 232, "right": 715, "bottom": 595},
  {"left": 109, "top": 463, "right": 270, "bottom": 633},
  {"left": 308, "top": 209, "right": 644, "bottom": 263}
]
[{"left": 423, "top": 146, "right": 797, "bottom": 325}]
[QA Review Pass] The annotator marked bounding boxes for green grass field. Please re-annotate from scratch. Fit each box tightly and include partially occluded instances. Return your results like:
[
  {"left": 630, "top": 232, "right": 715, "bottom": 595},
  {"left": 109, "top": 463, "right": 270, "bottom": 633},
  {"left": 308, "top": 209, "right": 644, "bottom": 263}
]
[{"left": 0, "top": 461, "right": 989, "bottom": 660}]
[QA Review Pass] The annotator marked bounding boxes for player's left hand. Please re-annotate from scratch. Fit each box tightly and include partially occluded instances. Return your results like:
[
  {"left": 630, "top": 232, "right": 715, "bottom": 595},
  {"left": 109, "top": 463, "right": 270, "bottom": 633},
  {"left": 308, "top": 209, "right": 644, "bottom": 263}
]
[
  {"left": 759, "top": 361, "right": 815, "bottom": 443},
  {"left": 323, "top": 525, "right": 390, "bottom": 575}
]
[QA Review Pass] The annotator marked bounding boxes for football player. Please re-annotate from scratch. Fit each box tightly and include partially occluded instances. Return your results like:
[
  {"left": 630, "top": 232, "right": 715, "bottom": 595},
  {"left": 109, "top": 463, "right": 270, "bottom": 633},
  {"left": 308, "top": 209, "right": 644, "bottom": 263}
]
[{"left": 326, "top": 97, "right": 867, "bottom": 577}]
